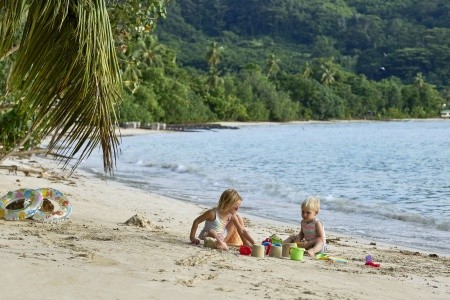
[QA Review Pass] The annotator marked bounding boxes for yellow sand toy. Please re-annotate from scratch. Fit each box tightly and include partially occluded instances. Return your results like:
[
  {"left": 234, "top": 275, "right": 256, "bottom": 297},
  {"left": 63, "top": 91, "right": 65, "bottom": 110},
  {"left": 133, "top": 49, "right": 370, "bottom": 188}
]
[{"left": 315, "top": 253, "right": 348, "bottom": 263}]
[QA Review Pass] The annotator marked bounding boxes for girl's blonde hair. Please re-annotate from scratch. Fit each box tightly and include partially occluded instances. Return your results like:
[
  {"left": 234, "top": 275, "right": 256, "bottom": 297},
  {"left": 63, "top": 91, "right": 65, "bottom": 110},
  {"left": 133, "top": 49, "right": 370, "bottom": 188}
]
[
  {"left": 301, "top": 196, "right": 320, "bottom": 212},
  {"left": 217, "top": 189, "right": 242, "bottom": 212}
]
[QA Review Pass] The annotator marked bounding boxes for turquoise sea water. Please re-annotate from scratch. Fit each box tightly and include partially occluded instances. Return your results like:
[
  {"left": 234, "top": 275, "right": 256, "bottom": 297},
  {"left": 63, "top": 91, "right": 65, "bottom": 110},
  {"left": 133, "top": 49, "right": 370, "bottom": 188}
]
[{"left": 81, "top": 120, "right": 450, "bottom": 256}]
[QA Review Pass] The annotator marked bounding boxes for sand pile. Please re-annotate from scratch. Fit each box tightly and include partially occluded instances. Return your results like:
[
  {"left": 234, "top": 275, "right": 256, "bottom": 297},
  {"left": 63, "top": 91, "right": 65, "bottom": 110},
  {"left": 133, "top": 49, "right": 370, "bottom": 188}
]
[{"left": 124, "top": 213, "right": 152, "bottom": 228}]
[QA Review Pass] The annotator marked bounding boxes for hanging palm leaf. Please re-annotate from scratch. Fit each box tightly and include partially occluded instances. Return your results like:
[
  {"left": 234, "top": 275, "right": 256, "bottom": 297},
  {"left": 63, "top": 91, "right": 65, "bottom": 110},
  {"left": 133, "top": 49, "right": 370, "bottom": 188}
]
[
  {"left": 1, "top": 0, "right": 122, "bottom": 173},
  {"left": 0, "top": 0, "right": 27, "bottom": 58}
]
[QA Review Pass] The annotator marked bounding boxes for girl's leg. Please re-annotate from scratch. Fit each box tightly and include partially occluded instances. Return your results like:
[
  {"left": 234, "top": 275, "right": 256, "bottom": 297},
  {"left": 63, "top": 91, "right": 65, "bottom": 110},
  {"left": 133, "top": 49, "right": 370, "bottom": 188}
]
[
  {"left": 305, "top": 238, "right": 325, "bottom": 256},
  {"left": 283, "top": 234, "right": 300, "bottom": 244},
  {"left": 215, "top": 239, "right": 229, "bottom": 250},
  {"left": 207, "top": 230, "right": 229, "bottom": 250},
  {"left": 225, "top": 214, "right": 245, "bottom": 246}
]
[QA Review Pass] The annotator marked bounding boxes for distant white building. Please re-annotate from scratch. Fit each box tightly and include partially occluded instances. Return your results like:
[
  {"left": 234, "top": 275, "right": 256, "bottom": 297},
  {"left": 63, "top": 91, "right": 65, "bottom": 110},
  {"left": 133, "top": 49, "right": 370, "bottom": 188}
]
[{"left": 441, "top": 110, "right": 450, "bottom": 118}]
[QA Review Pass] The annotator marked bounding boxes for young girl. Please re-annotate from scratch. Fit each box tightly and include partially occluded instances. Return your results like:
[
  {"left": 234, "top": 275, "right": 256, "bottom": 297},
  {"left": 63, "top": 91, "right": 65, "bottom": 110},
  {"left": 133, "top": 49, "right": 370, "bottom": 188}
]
[
  {"left": 189, "top": 189, "right": 255, "bottom": 250},
  {"left": 284, "top": 196, "right": 326, "bottom": 256}
]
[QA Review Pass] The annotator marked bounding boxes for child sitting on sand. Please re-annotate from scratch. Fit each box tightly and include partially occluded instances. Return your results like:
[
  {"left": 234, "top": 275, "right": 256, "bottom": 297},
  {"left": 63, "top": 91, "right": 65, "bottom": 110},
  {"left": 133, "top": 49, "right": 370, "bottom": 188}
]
[
  {"left": 189, "top": 189, "right": 255, "bottom": 250},
  {"left": 284, "top": 196, "right": 326, "bottom": 256}
]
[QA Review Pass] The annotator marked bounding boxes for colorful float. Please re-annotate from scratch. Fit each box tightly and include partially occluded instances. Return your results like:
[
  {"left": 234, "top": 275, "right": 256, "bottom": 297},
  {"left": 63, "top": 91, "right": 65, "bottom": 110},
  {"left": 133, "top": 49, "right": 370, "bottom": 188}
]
[
  {"left": 0, "top": 189, "right": 44, "bottom": 220},
  {"left": 32, "top": 188, "right": 72, "bottom": 223}
]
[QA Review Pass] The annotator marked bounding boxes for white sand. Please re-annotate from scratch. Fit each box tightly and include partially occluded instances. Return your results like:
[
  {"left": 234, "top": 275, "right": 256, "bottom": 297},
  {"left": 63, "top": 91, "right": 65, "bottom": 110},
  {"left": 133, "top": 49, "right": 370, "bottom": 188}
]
[{"left": 0, "top": 131, "right": 449, "bottom": 299}]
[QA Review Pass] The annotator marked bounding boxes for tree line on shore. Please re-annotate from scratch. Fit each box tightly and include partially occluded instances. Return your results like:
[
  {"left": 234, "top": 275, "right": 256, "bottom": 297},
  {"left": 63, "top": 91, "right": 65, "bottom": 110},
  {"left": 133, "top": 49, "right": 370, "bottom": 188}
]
[
  {"left": 117, "top": 0, "right": 449, "bottom": 124},
  {"left": 117, "top": 36, "right": 445, "bottom": 125}
]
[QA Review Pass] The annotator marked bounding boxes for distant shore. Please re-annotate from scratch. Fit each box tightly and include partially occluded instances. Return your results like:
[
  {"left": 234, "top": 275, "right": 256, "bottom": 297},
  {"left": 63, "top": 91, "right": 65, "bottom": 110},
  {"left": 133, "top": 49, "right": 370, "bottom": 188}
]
[{"left": 118, "top": 118, "right": 449, "bottom": 135}]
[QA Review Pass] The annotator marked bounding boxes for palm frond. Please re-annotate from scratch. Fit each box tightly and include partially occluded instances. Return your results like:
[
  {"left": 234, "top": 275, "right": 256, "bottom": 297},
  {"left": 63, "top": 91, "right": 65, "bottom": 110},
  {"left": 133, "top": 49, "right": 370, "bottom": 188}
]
[
  {"left": 0, "top": 0, "right": 28, "bottom": 59},
  {"left": 7, "top": 0, "right": 122, "bottom": 173}
]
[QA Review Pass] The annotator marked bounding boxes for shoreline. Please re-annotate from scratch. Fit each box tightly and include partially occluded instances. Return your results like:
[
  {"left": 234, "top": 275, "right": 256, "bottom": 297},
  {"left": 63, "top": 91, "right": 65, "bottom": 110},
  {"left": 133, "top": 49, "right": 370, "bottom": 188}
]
[
  {"left": 117, "top": 118, "right": 450, "bottom": 134},
  {"left": 0, "top": 153, "right": 449, "bottom": 299}
]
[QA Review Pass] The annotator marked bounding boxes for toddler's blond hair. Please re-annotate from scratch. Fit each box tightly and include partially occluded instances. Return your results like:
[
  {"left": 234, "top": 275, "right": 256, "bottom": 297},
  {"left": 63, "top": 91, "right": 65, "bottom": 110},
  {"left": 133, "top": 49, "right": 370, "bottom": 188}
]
[{"left": 301, "top": 196, "right": 320, "bottom": 212}]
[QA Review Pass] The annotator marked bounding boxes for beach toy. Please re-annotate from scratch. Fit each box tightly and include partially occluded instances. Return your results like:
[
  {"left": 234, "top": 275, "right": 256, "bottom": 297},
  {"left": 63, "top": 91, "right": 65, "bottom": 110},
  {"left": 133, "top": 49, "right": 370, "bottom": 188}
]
[
  {"left": 226, "top": 229, "right": 243, "bottom": 246},
  {"left": 32, "top": 188, "right": 72, "bottom": 223},
  {"left": 269, "top": 245, "right": 282, "bottom": 258},
  {"left": 0, "top": 189, "right": 44, "bottom": 220},
  {"left": 315, "top": 253, "right": 348, "bottom": 263},
  {"left": 290, "top": 247, "right": 305, "bottom": 261},
  {"left": 251, "top": 244, "right": 265, "bottom": 258},
  {"left": 263, "top": 241, "right": 271, "bottom": 255},
  {"left": 204, "top": 237, "right": 216, "bottom": 249},
  {"left": 282, "top": 243, "right": 297, "bottom": 257},
  {"left": 329, "top": 257, "right": 348, "bottom": 263},
  {"left": 365, "top": 255, "right": 380, "bottom": 267},
  {"left": 315, "top": 253, "right": 329, "bottom": 260},
  {"left": 270, "top": 234, "right": 282, "bottom": 245},
  {"left": 240, "top": 245, "right": 252, "bottom": 256}
]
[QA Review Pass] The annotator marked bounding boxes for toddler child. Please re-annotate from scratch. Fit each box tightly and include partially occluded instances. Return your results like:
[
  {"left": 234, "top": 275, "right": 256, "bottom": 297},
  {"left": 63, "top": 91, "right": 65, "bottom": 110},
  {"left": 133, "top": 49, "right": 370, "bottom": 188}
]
[{"left": 284, "top": 196, "right": 326, "bottom": 256}]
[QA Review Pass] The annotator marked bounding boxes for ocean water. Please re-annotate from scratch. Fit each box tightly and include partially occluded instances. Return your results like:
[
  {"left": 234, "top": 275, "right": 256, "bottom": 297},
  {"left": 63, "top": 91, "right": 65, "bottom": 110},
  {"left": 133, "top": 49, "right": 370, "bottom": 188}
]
[{"left": 80, "top": 120, "right": 450, "bottom": 256}]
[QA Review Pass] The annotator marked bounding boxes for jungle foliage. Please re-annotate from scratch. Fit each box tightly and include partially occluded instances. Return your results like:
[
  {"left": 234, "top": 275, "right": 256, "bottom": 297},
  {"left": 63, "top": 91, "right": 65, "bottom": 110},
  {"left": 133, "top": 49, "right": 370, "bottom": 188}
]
[{"left": 118, "top": 0, "right": 449, "bottom": 124}]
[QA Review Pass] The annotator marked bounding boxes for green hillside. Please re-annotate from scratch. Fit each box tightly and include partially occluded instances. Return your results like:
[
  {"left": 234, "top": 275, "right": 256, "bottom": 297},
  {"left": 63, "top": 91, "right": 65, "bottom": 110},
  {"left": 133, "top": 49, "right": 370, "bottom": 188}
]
[{"left": 156, "top": 0, "right": 450, "bottom": 88}]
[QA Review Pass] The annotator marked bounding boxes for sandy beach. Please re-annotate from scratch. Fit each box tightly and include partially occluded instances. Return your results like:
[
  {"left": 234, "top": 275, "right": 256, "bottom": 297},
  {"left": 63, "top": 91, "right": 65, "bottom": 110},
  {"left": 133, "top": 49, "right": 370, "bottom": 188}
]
[{"left": 0, "top": 129, "right": 449, "bottom": 299}]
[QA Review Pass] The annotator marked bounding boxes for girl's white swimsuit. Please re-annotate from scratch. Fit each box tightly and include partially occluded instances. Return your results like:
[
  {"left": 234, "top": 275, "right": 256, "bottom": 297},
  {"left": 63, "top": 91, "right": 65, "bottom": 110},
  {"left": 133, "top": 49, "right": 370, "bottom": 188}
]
[{"left": 199, "top": 209, "right": 230, "bottom": 241}]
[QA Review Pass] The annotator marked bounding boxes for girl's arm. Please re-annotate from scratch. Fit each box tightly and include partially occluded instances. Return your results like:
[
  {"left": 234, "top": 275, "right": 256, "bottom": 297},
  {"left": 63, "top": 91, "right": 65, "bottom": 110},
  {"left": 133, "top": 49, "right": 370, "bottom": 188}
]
[
  {"left": 230, "top": 214, "right": 255, "bottom": 245},
  {"left": 298, "top": 221, "right": 305, "bottom": 240},
  {"left": 190, "top": 209, "right": 215, "bottom": 244},
  {"left": 297, "top": 221, "right": 308, "bottom": 248},
  {"left": 315, "top": 220, "right": 326, "bottom": 242}
]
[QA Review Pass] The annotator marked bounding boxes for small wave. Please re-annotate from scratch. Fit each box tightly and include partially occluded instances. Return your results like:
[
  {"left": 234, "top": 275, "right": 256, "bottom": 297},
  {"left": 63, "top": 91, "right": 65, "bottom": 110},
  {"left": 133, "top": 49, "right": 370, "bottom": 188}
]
[
  {"left": 160, "top": 163, "right": 194, "bottom": 174},
  {"left": 380, "top": 210, "right": 449, "bottom": 231},
  {"left": 264, "top": 182, "right": 292, "bottom": 199},
  {"left": 89, "top": 167, "right": 101, "bottom": 174},
  {"left": 436, "top": 223, "right": 450, "bottom": 231},
  {"left": 323, "top": 196, "right": 449, "bottom": 232}
]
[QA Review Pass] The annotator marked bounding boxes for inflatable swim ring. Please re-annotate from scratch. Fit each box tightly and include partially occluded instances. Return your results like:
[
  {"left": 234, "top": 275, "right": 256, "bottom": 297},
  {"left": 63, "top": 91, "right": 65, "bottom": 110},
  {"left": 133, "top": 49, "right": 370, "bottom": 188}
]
[
  {"left": 0, "top": 189, "right": 44, "bottom": 220},
  {"left": 32, "top": 188, "right": 72, "bottom": 223}
]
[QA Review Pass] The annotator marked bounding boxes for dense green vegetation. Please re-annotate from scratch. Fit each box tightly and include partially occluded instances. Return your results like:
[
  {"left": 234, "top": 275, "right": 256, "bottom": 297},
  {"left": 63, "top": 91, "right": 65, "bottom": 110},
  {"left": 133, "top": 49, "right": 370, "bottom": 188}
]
[
  {"left": 2, "top": 0, "right": 450, "bottom": 135},
  {"left": 117, "top": 0, "right": 449, "bottom": 123}
]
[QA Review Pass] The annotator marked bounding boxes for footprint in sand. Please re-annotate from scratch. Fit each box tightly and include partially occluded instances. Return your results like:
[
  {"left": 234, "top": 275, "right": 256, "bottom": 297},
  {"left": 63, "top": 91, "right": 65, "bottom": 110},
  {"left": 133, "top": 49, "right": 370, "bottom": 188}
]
[
  {"left": 177, "top": 273, "right": 219, "bottom": 287},
  {"left": 175, "top": 252, "right": 219, "bottom": 267}
]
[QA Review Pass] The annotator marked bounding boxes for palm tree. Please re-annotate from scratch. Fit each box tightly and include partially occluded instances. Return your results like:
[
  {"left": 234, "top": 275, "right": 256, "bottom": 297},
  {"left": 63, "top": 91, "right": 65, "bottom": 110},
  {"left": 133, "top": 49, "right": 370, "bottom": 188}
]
[
  {"left": 265, "top": 53, "right": 280, "bottom": 78},
  {"left": 206, "top": 69, "right": 224, "bottom": 90},
  {"left": 205, "top": 42, "right": 224, "bottom": 92},
  {"left": 302, "top": 62, "right": 313, "bottom": 79},
  {"left": 414, "top": 72, "right": 425, "bottom": 90},
  {"left": 320, "top": 65, "right": 336, "bottom": 85},
  {"left": 122, "top": 57, "right": 142, "bottom": 93},
  {"left": 132, "top": 35, "right": 165, "bottom": 68},
  {"left": 206, "top": 41, "right": 223, "bottom": 71},
  {"left": 0, "top": 1, "right": 122, "bottom": 173}
]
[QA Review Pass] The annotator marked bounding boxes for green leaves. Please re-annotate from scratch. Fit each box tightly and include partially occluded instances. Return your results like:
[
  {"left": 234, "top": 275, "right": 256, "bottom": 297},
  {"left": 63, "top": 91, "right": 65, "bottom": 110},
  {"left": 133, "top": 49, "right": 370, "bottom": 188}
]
[
  {"left": 0, "top": 0, "right": 27, "bottom": 60},
  {"left": 2, "top": 0, "right": 122, "bottom": 173}
]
